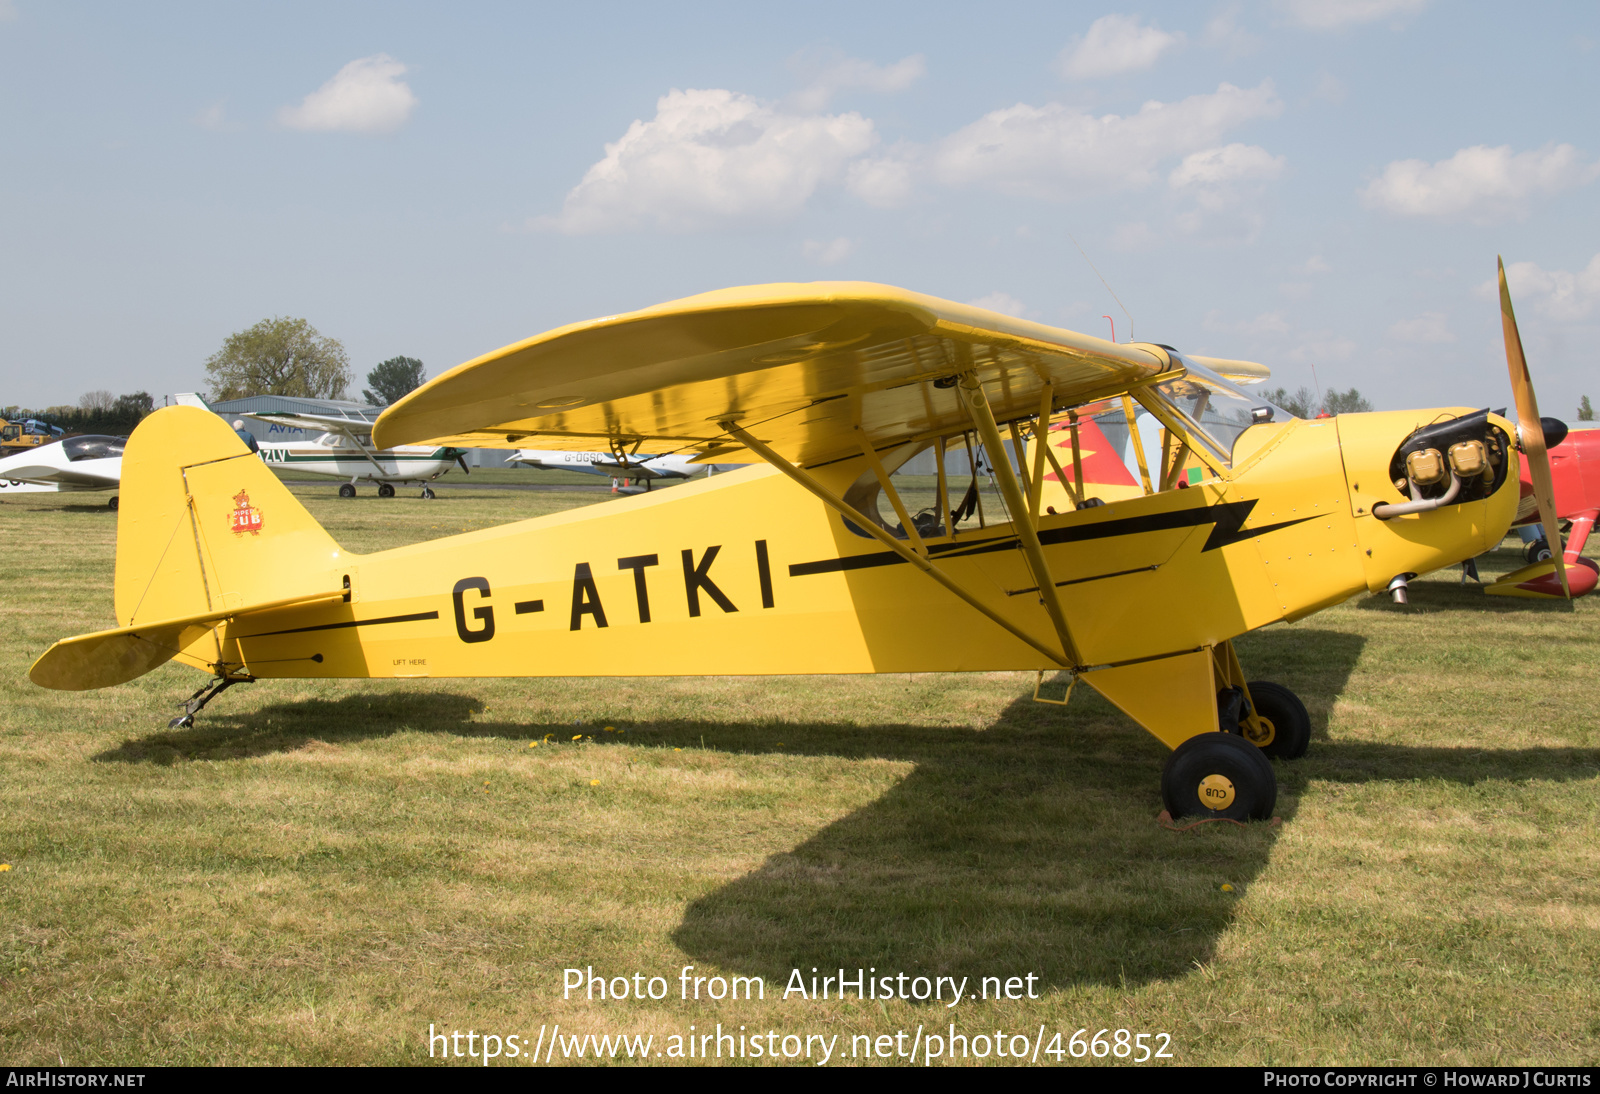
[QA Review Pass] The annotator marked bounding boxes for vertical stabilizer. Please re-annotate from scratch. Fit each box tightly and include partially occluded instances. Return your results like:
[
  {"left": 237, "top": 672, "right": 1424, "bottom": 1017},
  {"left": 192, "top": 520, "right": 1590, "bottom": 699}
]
[{"left": 114, "top": 406, "right": 346, "bottom": 629}]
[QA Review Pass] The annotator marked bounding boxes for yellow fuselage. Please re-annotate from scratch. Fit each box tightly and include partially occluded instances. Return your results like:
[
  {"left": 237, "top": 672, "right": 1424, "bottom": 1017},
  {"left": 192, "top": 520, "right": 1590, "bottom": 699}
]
[{"left": 198, "top": 408, "right": 1516, "bottom": 684}]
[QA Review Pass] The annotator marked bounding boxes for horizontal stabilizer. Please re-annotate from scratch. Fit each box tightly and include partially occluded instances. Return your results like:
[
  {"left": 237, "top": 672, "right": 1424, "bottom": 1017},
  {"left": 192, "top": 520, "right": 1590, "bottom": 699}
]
[
  {"left": 30, "top": 590, "right": 343, "bottom": 691},
  {"left": 1485, "top": 557, "right": 1598, "bottom": 600}
]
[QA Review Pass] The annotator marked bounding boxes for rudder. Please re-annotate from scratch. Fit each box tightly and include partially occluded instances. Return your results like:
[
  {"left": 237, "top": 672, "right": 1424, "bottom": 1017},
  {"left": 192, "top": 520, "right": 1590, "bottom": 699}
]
[{"left": 115, "top": 406, "right": 347, "bottom": 630}]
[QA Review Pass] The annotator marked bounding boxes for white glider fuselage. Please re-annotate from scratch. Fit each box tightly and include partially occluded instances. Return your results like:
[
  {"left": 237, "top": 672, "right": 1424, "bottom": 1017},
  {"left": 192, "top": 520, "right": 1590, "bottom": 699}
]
[{"left": 0, "top": 436, "right": 122, "bottom": 495}]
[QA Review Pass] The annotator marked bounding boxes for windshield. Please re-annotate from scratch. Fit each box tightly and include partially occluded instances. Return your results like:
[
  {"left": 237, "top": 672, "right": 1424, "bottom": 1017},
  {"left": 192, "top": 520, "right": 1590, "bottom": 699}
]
[
  {"left": 1151, "top": 356, "right": 1294, "bottom": 468},
  {"left": 62, "top": 435, "right": 126, "bottom": 461}
]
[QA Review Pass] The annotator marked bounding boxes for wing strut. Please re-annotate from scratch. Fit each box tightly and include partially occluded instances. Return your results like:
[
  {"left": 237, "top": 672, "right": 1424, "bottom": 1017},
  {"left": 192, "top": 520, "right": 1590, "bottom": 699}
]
[
  {"left": 958, "top": 372, "right": 1084, "bottom": 667},
  {"left": 719, "top": 420, "right": 1070, "bottom": 667}
]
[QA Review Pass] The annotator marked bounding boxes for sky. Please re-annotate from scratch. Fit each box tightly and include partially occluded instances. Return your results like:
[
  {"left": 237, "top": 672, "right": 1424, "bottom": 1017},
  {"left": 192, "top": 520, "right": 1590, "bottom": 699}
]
[{"left": 2, "top": 1, "right": 1597, "bottom": 417}]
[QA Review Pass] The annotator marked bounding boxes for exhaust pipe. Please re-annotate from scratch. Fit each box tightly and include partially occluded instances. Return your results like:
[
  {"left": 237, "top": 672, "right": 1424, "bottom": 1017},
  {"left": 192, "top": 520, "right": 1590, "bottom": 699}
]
[{"left": 1387, "top": 573, "right": 1416, "bottom": 604}]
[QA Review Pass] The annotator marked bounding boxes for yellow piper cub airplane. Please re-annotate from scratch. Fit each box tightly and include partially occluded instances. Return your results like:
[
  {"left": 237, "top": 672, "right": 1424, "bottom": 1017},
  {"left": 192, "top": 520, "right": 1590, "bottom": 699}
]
[{"left": 31, "top": 263, "right": 1565, "bottom": 821}]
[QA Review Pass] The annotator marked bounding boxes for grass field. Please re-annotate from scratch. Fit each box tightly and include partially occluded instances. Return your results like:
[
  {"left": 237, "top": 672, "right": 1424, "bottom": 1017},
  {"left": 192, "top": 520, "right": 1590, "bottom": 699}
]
[{"left": 2, "top": 480, "right": 1597, "bottom": 1066}]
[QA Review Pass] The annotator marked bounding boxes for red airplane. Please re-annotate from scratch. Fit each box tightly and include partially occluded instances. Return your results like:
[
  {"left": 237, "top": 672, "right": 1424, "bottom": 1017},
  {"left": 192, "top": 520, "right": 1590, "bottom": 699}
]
[{"left": 1487, "top": 421, "right": 1600, "bottom": 598}]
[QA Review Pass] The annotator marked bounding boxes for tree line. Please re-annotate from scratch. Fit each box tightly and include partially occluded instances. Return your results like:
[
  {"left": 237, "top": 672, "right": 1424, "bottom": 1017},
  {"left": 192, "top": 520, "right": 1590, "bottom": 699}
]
[{"left": 203, "top": 316, "right": 426, "bottom": 407}]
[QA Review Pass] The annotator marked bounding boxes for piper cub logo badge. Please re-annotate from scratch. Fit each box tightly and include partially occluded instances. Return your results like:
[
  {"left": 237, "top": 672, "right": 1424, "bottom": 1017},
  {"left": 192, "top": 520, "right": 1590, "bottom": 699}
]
[{"left": 229, "top": 489, "right": 264, "bottom": 537}]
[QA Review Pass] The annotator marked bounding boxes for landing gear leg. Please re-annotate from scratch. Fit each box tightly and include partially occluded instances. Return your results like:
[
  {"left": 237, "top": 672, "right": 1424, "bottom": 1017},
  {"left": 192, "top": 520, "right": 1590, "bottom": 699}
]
[
  {"left": 1241, "top": 681, "right": 1311, "bottom": 759},
  {"left": 169, "top": 675, "right": 251, "bottom": 729}
]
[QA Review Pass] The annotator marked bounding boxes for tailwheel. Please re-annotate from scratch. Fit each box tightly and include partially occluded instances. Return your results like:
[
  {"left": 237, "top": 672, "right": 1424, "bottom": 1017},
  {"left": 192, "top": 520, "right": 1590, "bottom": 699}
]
[
  {"left": 378, "top": 483, "right": 396, "bottom": 498},
  {"left": 1243, "top": 681, "right": 1311, "bottom": 760},
  {"left": 1161, "top": 731, "right": 1277, "bottom": 821},
  {"left": 338, "top": 483, "right": 357, "bottom": 498}
]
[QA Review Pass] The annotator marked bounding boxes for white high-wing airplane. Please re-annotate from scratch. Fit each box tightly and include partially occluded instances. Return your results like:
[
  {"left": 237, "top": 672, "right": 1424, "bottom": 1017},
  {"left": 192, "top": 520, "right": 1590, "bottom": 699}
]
[
  {"left": 506, "top": 448, "right": 741, "bottom": 491},
  {"left": 173, "top": 395, "right": 467, "bottom": 499},
  {"left": 0, "top": 435, "right": 124, "bottom": 507}
]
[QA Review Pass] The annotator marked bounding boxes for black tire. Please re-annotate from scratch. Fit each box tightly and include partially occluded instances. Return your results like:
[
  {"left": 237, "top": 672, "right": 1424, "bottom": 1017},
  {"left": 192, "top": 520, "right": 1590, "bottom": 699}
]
[
  {"left": 1526, "top": 539, "right": 1551, "bottom": 565},
  {"left": 338, "top": 484, "right": 357, "bottom": 498},
  {"left": 421, "top": 486, "right": 435, "bottom": 499},
  {"left": 1161, "top": 732, "right": 1277, "bottom": 821},
  {"left": 107, "top": 495, "right": 119, "bottom": 511},
  {"left": 1244, "top": 681, "right": 1311, "bottom": 760},
  {"left": 378, "top": 483, "right": 396, "bottom": 498}
]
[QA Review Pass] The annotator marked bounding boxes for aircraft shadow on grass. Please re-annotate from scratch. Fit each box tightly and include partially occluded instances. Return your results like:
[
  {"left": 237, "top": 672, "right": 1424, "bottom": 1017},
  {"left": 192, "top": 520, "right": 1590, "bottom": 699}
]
[{"left": 90, "top": 628, "right": 1598, "bottom": 992}]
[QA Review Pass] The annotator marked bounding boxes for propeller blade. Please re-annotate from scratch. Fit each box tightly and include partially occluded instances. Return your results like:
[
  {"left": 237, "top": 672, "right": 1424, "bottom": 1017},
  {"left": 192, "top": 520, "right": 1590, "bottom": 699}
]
[
  {"left": 454, "top": 449, "right": 471, "bottom": 475},
  {"left": 1499, "top": 257, "right": 1569, "bottom": 597}
]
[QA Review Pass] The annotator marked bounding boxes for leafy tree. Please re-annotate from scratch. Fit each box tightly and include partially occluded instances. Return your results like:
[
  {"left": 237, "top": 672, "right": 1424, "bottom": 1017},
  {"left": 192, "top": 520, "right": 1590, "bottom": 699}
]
[
  {"left": 1581, "top": 396, "right": 1594, "bottom": 422},
  {"left": 363, "top": 356, "right": 427, "bottom": 406},
  {"left": 1261, "top": 386, "right": 1317, "bottom": 418},
  {"left": 1260, "top": 384, "right": 1372, "bottom": 417},
  {"left": 1322, "top": 387, "right": 1374, "bottom": 415},
  {"left": 204, "top": 317, "right": 351, "bottom": 401},
  {"left": 113, "top": 391, "right": 154, "bottom": 420}
]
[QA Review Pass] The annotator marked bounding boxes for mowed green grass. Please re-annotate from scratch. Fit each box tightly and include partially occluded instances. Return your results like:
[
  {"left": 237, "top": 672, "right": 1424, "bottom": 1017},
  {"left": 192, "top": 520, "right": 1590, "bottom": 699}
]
[{"left": 1, "top": 482, "right": 1597, "bottom": 1066}]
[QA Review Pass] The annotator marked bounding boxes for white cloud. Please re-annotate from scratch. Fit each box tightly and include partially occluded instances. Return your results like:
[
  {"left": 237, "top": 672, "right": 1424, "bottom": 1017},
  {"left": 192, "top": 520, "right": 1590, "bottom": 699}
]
[
  {"left": 538, "top": 89, "right": 876, "bottom": 234},
  {"left": 790, "top": 53, "right": 925, "bottom": 112},
  {"left": 1361, "top": 143, "right": 1599, "bottom": 223},
  {"left": 195, "top": 102, "right": 233, "bottom": 132},
  {"left": 1202, "top": 3, "right": 1261, "bottom": 56},
  {"left": 968, "top": 292, "right": 1027, "bottom": 318},
  {"left": 934, "top": 81, "right": 1282, "bottom": 200},
  {"left": 1274, "top": 0, "right": 1428, "bottom": 30},
  {"left": 277, "top": 54, "right": 418, "bottom": 133},
  {"left": 845, "top": 146, "right": 918, "bottom": 208},
  {"left": 1388, "top": 311, "right": 1457, "bottom": 344},
  {"left": 1057, "top": 14, "right": 1184, "bottom": 80},
  {"left": 802, "top": 237, "right": 855, "bottom": 265},
  {"left": 1206, "top": 310, "right": 1292, "bottom": 336},
  {"left": 1111, "top": 221, "right": 1160, "bottom": 251},
  {"left": 1241, "top": 311, "right": 1292, "bottom": 336},
  {"left": 1168, "top": 144, "right": 1286, "bottom": 242},
  {"left": 1495, "top": 254, "right": 1600, "bottom": 322},
  {"left": 1304, "top": 255, "right": 1331, "bottom": 273},
  {"left": 1169, "top": 143, "right": 1285, "bottom": 187},
  {"left": 1287, "top": 335, "right": 1357, "bottom": 363}
]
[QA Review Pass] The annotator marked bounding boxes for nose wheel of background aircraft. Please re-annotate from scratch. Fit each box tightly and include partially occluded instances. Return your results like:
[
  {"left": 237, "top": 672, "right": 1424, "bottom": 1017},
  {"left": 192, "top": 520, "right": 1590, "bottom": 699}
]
[
  {"left": 421, "top": 486, "right": 435, "bottom": 499},
  {"left": 1161, "top": 731, "right": 1277, "bottom": 821},
  {"left": 338, "top": 483, "right": 357, "bottom": 498},
  {"left": 378, "top": 483, "right": 396, "bottom": 498},
  {"left": 1243, "top": 681, "right": 1311, "bottom": 759}
]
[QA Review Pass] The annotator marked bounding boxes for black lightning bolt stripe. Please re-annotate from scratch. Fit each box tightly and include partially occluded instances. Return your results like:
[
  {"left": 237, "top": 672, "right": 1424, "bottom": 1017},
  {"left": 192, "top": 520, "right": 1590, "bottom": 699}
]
[
  {"left": 789, "top": 500, "right": 1317, "bottom": 577},
  {"left": 238, "top": 610, "right": 440, "bottom": 638}
]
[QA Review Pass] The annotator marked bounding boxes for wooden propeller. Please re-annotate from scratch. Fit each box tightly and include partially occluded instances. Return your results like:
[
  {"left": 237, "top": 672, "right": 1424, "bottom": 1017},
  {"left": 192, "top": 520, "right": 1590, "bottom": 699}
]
[{"left": 1498, "top": 256, "right": 1570, "bottom": 598}]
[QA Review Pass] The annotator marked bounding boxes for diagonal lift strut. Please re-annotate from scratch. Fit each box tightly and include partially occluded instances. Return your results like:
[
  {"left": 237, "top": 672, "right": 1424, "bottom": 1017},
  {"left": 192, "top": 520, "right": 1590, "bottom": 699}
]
[
  {"left": 719, "top": 419, "right": 1069, "bottom": 667},
  {"left": 958, "top": 372, "right": 1084, "bottom": 668}
]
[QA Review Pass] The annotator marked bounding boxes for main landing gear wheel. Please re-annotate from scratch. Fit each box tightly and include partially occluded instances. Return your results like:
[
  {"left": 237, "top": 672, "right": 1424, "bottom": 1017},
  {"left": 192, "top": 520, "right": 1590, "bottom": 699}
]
[
  {"left": 1161, "top": 732, "right": 1277, "bottom": 821},
  {"left": 378, "top": 483, "right": 396, "bottom": 498},
  {"left": 1526, "top": 539, "right": 1552, "bottom": 565},
  {"left": 1243, "top": 681, "right": 1311, "bottom": 760},
  {"left": 338, "top": 483, "right": 357, "bottom": 498},
  {"left": 107, "top": 495, "right": 119, "bottom": 511},
  {"left": 421, "top": 486, "right": 435, "bottom": 499}
]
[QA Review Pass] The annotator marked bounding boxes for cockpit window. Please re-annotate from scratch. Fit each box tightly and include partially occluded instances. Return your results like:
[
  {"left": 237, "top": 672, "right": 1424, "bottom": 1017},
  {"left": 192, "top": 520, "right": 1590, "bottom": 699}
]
[
  {"left": 61, "top": 435, "right": 126, "bottom": 461},
  {"left": 1152, "top": 357, "right": 1293, "bottom": 469}
]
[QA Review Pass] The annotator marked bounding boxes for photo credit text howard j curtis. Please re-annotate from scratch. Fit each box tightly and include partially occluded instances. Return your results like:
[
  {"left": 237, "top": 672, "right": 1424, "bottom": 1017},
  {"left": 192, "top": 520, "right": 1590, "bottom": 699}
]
[{"left": 426, "top": 964, "right": 1177, "bottom": 1066}]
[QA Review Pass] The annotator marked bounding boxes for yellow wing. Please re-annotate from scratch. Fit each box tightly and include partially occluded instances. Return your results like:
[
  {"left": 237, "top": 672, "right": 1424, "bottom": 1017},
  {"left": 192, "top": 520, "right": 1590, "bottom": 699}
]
[{"left": 374, "top": 282, "right": 1195, "bottom": 469}]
